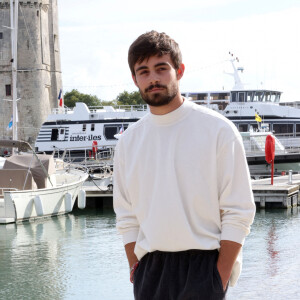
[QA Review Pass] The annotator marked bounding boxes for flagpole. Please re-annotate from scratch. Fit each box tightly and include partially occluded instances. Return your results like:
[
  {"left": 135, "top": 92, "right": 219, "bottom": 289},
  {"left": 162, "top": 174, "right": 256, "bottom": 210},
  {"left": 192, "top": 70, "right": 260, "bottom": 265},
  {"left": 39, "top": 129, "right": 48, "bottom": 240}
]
[{"left": 11, "top": 0, "right": 19, "bottom": 143}]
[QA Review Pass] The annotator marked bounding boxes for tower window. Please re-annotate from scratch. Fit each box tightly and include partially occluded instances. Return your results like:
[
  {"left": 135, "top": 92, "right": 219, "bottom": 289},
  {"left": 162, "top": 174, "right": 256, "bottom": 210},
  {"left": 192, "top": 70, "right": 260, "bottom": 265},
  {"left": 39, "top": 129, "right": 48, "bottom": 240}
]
[
  {"left": 5, "top": 85, "right": 11, "bottom": 96},
  {"left": 0, "top": 32, "right": 3, "bottom": 39}
]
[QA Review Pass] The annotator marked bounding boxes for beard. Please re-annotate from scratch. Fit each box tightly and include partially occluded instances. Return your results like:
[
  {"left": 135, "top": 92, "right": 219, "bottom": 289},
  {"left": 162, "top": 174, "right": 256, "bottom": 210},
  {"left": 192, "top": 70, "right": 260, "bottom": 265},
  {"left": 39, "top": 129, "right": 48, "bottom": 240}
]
[{"left": 139, "top": 82, "right": 179, "bottom": 107}]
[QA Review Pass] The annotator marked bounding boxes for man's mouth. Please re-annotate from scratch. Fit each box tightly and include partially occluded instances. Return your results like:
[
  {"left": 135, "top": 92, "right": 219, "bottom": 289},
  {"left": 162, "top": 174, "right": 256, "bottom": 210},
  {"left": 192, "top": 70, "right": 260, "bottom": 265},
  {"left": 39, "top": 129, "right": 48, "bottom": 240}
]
[{"left": 145, "top": 84, "right": 166, "bottom": 93}]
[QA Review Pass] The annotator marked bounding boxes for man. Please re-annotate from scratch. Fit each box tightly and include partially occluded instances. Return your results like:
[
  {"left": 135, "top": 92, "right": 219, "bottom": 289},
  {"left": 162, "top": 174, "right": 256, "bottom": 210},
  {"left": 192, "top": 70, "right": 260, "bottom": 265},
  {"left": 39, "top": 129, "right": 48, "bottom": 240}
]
[{"left": 113, "top": 31, "right": 256, "bottom": 300}]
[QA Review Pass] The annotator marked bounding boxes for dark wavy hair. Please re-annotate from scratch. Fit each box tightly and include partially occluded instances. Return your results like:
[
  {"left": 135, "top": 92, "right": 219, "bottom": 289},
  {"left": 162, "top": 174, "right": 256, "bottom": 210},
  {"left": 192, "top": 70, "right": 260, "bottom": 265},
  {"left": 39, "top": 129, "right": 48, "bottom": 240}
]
[{"left": 128, "top": 31, "right": 182, "bottom": 75}]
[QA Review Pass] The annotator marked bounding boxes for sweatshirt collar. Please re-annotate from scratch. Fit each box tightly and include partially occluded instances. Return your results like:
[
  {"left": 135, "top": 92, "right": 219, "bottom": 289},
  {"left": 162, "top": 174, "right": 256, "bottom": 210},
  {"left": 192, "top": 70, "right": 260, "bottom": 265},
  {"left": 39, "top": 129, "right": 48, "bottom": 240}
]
[{"left": 149, "top": 98, "right": 192, "bottom": 126}]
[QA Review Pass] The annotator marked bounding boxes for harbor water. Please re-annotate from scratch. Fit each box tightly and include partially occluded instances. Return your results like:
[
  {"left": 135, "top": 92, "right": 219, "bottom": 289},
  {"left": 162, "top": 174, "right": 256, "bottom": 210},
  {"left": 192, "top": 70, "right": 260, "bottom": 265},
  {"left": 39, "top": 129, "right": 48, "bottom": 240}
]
[{"left": 1, "top": 205, "right": 300, "bottom": 300}]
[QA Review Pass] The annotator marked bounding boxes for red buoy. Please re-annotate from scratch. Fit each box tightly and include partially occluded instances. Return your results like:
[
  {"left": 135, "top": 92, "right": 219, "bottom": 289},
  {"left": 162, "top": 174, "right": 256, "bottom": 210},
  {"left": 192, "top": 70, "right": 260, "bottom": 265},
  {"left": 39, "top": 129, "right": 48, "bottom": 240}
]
[{"left": 265, "top": 135, "right": 275, "bottom": 184}]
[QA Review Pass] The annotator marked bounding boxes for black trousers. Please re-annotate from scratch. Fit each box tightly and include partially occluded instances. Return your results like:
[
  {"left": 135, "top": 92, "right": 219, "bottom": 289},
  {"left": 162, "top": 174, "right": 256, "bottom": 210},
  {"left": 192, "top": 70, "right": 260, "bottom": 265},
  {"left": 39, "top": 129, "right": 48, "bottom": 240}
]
[{"left": 133, "top": 249, "right": 227, "bottom": 300}]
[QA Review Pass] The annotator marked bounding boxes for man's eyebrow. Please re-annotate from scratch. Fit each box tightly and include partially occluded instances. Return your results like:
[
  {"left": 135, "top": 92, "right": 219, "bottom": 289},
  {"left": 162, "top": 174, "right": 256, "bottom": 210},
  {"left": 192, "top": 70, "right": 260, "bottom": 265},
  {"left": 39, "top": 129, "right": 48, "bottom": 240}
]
[
  {"left": 135, "top": 62, "right": 170, "bottom": 73},
  {"left": 135, "top": 66, "right": 148, "bottom": 73},
  {"left": 154, "top": 62, "right": 170, "bottom": 68}
]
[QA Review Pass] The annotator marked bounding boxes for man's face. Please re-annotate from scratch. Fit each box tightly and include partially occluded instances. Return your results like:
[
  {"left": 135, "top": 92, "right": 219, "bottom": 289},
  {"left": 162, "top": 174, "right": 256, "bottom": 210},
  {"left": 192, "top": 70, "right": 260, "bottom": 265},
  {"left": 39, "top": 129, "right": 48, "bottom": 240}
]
[{"left": 132, "top": 54, "right": 182, "bottom": 107}]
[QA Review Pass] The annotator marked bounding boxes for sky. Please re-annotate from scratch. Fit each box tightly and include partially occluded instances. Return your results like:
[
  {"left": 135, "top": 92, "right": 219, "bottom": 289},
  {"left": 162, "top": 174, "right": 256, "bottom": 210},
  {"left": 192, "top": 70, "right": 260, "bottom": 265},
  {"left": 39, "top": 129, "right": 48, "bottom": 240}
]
[{"left": 57, "top": 0, "right": 300, "bottom": 102}]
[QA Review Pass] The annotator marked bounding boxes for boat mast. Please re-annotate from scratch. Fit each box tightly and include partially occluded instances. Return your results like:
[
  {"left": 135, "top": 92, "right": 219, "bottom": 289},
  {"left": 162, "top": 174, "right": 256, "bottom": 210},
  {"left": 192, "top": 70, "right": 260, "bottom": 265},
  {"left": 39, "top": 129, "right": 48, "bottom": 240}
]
[
  {"left": 227, "top": 52, "right": 244, "bottom": 90},
  {"left": 10, "top": 0, "right": 18, "bottom": 142}
]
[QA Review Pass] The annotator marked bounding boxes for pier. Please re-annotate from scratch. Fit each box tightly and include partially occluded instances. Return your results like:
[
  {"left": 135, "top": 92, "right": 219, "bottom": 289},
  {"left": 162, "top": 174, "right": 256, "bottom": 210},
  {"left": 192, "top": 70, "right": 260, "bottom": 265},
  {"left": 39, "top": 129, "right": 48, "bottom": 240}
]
[
  {"left": 252, "top": 173, "right": 300, "bottom": 208},
  {"left": 81, "top": 173, "right": 300, "bottom": 209}
]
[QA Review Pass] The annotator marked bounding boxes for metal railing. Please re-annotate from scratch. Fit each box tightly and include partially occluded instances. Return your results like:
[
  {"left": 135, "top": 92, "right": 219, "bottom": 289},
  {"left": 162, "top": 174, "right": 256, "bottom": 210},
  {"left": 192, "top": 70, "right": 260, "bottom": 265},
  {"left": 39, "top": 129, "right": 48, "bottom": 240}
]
[{"left": 51, "top": 145, "right": 115, "bottom": 173}]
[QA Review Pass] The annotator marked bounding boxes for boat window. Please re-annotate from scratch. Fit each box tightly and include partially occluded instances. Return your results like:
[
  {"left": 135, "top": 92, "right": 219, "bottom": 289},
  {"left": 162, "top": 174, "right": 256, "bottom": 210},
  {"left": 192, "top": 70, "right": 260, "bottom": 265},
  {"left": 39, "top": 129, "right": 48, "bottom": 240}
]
[
  {"left": 238, "top": 124, "right": 248, "bottom": 132},
  {"left": 254, "top": 91, "right": 264, "bottom": 102},
  {"left": 5, "top": 84, "right": 11, "bottom": 96},
  {"left": 270, "top": 93, "right": 276, "bottom": 102},
  {"left": 91, "top": 124, "right": 95, "bottom": 131},
  {"left": 250, "top": 123, "right": 259, "bottom": 131},
  {"left": 247, "top": 92, "right": 254, "bottom": 102},
  {"left": 238, "top": 92, "right": 246, "bottom": 102},
  {"left": 197, "top": 93, "right": 207, "bottom": 100},
  {"left": 104, "top": 124, "right": 129, "bottom": 140},
  {"left": 82, "top": 124, "right": 86, "bottom": 132},
  {"left": 231, "top": 92, "right": 237, "bottom": 102},
  {"left": 272, "top": 124, "right": 294, "bottom": 135},
  {"left": 58, "top": 128, "right": 66, "bottom": 141},
  {"left": 51, "top": 129, "right": 59, "bottom": 141},
  {"left": 296, "top": 124, "right": 300, "bottom": 137}
]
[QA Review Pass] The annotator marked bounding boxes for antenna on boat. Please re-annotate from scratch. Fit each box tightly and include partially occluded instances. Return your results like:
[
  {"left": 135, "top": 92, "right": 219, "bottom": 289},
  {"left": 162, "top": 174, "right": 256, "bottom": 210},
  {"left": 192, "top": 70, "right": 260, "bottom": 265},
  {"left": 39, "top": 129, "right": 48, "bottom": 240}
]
[{"left": 225, "top": 52, "right": 245, "bottom": 90}]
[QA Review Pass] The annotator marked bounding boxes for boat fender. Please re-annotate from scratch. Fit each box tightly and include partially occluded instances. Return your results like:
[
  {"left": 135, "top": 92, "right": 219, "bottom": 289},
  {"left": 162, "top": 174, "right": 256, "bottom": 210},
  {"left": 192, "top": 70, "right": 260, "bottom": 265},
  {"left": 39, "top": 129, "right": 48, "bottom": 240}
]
[
  {"left": 34, "top": 195, "right": 44, "bottom": 216},
  {"left": 107, "top": 184, "right": 113, "bottom": 192},
  {"left": 78, "top": 189, "right": 86, "bottom": 209},
  {"left": 65, "top": 192, "right": 73, "bottom": 212}
]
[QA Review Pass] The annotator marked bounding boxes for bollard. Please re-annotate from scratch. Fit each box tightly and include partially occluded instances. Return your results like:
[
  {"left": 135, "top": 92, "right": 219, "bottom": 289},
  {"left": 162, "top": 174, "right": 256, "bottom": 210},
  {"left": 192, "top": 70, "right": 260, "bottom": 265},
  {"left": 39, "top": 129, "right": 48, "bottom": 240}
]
[{"left": 288, "top": 170, "right": 293, "bottom": 185}]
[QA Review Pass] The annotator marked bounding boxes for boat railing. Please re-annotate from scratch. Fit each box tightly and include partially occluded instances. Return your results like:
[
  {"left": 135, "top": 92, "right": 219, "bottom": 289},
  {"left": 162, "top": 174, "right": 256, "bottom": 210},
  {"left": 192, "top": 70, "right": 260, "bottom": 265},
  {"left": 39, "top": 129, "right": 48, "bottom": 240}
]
[
  {"left": 89, "top": 104, "right": 148, "bottom": 112},
  {"left": 51, "top": 104, "right": 148, "bottom": 115},
  {"left": 275, "top": 133, "right": 300, "bottom": 152},
  {"left": 51, "top": 145, "right": 115, "bottom": 172},
  {"left": 51, "top": 107, "right": 73, "bottom": 115}
]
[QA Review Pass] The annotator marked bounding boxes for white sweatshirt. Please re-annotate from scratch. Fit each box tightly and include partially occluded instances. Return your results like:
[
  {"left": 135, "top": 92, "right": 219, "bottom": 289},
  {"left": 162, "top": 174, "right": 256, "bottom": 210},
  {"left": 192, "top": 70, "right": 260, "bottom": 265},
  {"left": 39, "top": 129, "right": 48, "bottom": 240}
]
[{"left": 113, "top": 100, "right": 255, "bottom": 286}]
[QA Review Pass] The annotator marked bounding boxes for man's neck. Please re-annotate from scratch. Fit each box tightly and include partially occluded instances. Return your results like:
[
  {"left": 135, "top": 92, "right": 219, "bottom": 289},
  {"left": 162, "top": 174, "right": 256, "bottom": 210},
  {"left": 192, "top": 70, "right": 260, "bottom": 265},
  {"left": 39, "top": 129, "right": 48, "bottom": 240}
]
[{"left": 149, "top": 95, "right": 184, "bottom": 115}]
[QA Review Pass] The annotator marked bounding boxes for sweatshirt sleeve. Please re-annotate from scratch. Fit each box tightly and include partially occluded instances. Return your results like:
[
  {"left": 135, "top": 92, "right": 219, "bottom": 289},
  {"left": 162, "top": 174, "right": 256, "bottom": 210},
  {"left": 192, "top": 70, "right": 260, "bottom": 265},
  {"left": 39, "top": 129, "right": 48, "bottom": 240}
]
[
  {"left": 217, "top": 135, "right": 256, "bottom": 245},
  {"left": 113, "top": 139, "right": 139, "bottom": 245}
]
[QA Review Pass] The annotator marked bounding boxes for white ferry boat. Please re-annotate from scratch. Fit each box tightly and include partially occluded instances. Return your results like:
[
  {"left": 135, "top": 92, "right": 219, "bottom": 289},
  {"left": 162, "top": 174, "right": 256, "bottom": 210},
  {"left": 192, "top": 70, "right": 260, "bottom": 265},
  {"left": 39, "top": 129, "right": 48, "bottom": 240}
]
[
  {"left": 35, "top": 103, "right": 148, "bottom": 153},
  {"left": 35, "top": 55, "right": 300, "bottom": 153},
  {"left": 182, "top": 55, "right": 300, "bottom": 148}
]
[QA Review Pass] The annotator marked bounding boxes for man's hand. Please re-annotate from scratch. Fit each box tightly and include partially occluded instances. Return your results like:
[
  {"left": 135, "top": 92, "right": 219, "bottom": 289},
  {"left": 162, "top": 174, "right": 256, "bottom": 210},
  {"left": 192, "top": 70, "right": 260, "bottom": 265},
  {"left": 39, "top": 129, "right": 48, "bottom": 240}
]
[
  {"left": 217, "top": 240, "right": 242, "bottom": 290},
  {"left": 125, "top": 242, "right": 139, "bottom": 268}
]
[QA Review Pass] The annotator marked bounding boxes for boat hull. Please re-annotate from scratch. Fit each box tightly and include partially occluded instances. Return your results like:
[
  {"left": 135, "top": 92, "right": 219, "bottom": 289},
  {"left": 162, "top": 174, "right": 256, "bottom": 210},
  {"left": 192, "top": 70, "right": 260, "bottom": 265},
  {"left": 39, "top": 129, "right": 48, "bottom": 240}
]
[{"left": 0, "top": 170, "right": 88, "bottom": 224}]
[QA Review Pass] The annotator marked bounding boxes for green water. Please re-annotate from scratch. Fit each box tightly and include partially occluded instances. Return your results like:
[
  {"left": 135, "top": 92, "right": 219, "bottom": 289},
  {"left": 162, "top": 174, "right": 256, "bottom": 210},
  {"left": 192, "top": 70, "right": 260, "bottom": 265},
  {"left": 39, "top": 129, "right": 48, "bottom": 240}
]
[{"left": 1, "top": 207, "right": 300, "bottom": 300}]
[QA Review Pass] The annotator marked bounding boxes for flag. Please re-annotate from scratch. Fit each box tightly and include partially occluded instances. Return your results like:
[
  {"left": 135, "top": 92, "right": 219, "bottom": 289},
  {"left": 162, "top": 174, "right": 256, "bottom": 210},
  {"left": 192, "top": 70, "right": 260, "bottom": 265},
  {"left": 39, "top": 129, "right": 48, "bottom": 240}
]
[
  {"left": 58, "top": 89, "right": 63, "bottom": 107},
  {"left": 255, "top": 113, "right": 262, "bottom": 122},
  {"left": 6, "top": 115, "right": 13, "bottom": 131},
  {"left": 119, "top": 124, "right": 124, "bottom": 134}
]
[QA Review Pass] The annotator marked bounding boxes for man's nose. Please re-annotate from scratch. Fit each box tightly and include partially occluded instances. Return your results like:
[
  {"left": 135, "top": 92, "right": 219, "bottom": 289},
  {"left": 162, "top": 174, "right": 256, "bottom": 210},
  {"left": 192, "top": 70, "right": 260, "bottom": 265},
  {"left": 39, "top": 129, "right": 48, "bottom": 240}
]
[{"left": 149, "top": 71, "right": 160, "bottom": 85}]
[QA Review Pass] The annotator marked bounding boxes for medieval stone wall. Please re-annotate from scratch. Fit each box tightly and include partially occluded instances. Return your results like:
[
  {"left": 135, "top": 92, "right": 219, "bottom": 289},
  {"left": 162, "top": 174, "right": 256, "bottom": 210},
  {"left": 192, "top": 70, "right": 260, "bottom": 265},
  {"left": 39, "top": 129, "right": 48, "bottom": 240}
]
[{"left": 0, "top": 0, "right": 62, "bottom": 143}]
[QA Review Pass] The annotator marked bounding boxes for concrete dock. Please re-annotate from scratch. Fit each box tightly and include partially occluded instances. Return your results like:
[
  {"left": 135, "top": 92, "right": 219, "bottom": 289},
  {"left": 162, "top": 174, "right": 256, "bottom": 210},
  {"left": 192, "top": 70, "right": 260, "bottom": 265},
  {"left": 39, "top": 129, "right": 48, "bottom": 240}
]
[
  {"left": 252, "top": 173, "right": 300, "bottom": 208},
  {"left": 81, "top": 173, "right": 300, "bottom": 209}
]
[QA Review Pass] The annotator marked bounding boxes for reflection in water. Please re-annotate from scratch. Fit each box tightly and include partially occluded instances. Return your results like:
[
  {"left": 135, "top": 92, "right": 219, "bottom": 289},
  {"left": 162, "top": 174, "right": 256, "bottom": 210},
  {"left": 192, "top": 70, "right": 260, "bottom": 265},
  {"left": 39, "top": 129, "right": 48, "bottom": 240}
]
[
  {"left": 266, "top": 220, "right": 279, "bottom": 277},
  {"left": 227, "top": 207, "right": 300, "bottom": 300},
  {"left": 1, "top": 208, "right": 300, "bottom": 300},
  {"left": 0, "top": 215, "right": 76, "bottom": 300}
]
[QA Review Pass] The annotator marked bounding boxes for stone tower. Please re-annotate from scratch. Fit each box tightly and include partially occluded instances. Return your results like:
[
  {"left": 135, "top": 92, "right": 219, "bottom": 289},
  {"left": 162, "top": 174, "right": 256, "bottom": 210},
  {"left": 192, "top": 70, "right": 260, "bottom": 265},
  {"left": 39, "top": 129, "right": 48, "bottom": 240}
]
[{"left": 0, "top": 0, "right": 62, "bottom": 144}]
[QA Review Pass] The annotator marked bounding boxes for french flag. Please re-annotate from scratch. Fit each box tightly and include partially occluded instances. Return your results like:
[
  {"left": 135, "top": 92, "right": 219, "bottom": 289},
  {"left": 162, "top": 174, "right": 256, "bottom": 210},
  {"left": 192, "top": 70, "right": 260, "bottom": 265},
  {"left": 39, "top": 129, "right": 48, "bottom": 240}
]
[
  {"left": 58, "top": 89, "right": 63, "bottom": 107},
  {"left": 119, "top": 124, "right": 124, "bottom": 134}
]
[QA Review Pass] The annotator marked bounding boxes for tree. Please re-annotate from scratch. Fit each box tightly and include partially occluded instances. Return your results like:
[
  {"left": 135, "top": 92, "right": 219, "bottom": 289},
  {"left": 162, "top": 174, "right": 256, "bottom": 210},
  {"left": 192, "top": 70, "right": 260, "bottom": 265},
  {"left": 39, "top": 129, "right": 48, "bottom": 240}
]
[
  {"left": 116, "top": 91, "right": 145, "bottom": 106},
  {"left": 64, "top": 89, "right": 101, "bottom": 107}
]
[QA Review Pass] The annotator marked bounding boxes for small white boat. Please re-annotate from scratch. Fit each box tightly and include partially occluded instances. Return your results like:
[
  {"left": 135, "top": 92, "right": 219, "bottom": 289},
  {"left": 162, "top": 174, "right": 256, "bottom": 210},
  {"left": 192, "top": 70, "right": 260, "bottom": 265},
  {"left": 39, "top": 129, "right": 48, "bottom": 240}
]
[{"left": 0, "top": 140, "right": 88, "bottom": 224}]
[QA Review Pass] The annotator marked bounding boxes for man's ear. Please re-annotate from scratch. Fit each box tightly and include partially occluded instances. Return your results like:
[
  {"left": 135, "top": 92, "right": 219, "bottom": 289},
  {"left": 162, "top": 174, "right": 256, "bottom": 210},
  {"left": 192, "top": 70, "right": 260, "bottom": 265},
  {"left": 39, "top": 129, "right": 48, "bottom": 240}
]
[
  {"left": 177, "top": 63, "right": 185, "bottom": 80},
  {"left": 132, "top": 74, "right": 138, "bottom": 87}
]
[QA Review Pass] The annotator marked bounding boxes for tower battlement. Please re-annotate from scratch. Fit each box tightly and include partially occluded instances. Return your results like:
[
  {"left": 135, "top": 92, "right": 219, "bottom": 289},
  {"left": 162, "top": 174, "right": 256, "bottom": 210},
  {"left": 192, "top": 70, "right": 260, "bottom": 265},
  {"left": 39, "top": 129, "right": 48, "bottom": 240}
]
[{"left": 0, "top": 1, "right": 48, "bottom": 6}]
